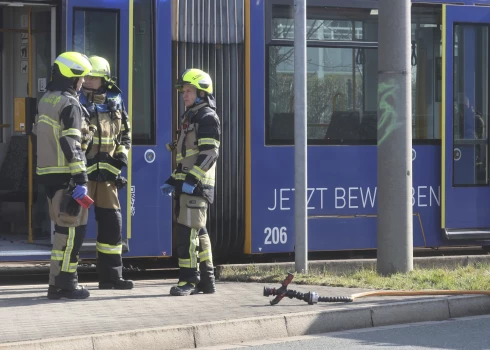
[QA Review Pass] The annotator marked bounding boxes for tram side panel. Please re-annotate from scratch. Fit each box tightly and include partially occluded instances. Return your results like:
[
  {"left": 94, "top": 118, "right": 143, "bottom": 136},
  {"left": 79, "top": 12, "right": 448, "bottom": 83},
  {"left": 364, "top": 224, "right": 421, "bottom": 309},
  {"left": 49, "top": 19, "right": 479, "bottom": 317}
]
[
  {"left": 126, "top": 0, "right": 174, "bottom": 258},
  {"left": 249, "top": 145, "right": 442, "bottom": 254},
  {"left": 248, "top": 0, "right": 443, "bottom": 254}
]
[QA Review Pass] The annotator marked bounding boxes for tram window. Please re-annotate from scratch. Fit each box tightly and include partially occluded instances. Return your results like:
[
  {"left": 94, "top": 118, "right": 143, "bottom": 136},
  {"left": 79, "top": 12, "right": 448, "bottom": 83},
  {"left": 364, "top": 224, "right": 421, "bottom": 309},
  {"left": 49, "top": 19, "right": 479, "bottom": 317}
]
[
  {"left": 267, "top": 46, "right": 378, "bottom": 144},
  {"left": 132, "top": 0, "right": 156, "bottom": 145},
  {"left": 73, "top": 10, "right": 119, "bottom": 82},
  {"left": 265, "top": 4, "right": 443, "bottom": 146},
  {"left": 73, "top": 4, "right": 156, "bottom": 145},
  {"left": 452, "top": 24, "right": 489, "bottom": 186},
  {"left": 267, "top": 4, "right": 378, "bottom": 145},
  {"left": 411, "top": 6, "right": 442, "bottom": 141},
  {"left": 271, "top": 5, "right": 378, "bottom": 42}
]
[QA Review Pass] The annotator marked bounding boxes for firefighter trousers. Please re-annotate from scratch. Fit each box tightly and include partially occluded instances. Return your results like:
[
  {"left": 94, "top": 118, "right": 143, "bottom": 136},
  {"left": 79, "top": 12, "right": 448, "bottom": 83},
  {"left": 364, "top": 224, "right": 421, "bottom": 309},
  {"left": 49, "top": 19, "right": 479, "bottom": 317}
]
[
  {"left": 175, "top": 194, "right": 214, "bottom": 284},
  {"left": 88, "top": 180, "right": 123, "bottom": 282},
  {"left": 46, "top": 185, "right": 88, "bottom": 291}
]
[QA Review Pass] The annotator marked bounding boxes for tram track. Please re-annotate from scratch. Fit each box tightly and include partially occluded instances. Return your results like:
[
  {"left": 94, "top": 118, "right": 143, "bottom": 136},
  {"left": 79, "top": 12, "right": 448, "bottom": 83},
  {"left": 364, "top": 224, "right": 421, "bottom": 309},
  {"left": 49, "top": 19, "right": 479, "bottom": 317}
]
[{"left": 1, "top": 246, "right": 488, "bottom": 286}]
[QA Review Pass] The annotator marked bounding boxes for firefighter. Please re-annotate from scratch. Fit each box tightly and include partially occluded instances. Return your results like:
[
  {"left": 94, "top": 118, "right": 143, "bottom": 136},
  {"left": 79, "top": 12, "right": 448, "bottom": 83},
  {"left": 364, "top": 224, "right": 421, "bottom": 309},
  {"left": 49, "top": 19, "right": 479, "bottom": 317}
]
[
  {"left": 160, "top": 68, "right": 221, "bottom": 296},
  {"left": 33, "top": 51, "right": 93, "bottom": 300},
  {"left": 79, "top": 55, "right": 133, "bottom": 290}
]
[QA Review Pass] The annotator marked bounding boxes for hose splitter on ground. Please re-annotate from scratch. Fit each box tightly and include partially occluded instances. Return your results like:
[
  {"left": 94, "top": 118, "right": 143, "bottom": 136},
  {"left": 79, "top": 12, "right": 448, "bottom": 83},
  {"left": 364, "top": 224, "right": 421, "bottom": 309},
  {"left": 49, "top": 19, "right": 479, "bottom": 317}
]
[
  {"left": 264, "top": 272, "right": 490, "bottom": 306},
  {"left": 263, "top": 273, "right": 353, "bottom": 305}
]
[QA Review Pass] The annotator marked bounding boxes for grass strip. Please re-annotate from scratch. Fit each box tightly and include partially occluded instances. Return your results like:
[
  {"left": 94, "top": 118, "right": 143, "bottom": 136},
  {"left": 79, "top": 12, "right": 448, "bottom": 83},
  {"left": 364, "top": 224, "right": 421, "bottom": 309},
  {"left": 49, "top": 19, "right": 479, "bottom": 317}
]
[{"left": 218, "top": 263, "right": 490, "bottom": 291}]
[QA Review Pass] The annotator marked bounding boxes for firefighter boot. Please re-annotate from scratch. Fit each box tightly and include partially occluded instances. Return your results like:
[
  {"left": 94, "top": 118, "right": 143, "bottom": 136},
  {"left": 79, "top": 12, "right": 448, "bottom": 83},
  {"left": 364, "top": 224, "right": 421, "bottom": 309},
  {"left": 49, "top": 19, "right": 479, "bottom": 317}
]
[
  {"left": 99, "top": 278, "right": 134, "bottom": 290},
  {"left": 197, "top": 234, "right": 216, "bottom": 293},
  {"left": 197, "top": 276, "right": 216, "bottom": 294},
  {"left": 170, "top": 281, "right": 198, "bottom": 296},
  {"left": 47, "top": 285, "right": 90, "bottom": 300},
  {"left": 197, "top": 265, "right": 216, "bottom": 294}
]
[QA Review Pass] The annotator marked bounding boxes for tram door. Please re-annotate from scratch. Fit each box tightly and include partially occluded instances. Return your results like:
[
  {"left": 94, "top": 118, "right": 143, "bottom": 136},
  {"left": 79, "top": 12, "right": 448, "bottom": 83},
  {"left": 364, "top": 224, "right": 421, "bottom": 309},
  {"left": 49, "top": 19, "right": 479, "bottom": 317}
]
[
  {"left": 0, "top": 4, "right": 55, "bottom": 258},
  {"left": 64, "top": 0, "right": 133, "bottom": 253},
  {"left": 442, "top": 5, "right": 490, "bottom": 240}
]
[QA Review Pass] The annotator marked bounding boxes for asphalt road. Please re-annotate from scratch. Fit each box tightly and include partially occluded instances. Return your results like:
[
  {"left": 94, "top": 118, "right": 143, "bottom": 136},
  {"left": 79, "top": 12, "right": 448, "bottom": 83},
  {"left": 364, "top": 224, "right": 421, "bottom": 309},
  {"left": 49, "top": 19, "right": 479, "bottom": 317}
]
[{"left": 202, "top": 315, "right": 490, "bottom": 350}]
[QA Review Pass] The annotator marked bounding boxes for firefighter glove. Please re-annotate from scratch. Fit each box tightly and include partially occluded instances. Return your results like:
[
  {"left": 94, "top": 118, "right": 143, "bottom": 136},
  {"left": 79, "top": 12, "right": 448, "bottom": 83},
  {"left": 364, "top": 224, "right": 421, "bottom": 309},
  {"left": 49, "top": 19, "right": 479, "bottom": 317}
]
[
  {"left": 115, "top": 175, "right": 128, "bottom": 190},
  {"left": 160, "top": 183, "right": 175, "bottom": 196},
  {"left": 72, "top": 185, "right": 88, "bottom": 200},
  {"left": 60, "top": 189, "right": 82, "bottom": 218},
  {"left": 182, "top": 182, "right": 196, "bottom": 194}
]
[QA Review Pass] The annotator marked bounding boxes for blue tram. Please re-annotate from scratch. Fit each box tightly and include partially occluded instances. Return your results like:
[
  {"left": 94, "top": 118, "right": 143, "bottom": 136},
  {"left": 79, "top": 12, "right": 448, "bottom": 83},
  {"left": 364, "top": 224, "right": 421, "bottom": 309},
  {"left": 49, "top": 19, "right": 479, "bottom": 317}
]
[{"left": 0, "top": 0, "right": 489, "bottom": 262}]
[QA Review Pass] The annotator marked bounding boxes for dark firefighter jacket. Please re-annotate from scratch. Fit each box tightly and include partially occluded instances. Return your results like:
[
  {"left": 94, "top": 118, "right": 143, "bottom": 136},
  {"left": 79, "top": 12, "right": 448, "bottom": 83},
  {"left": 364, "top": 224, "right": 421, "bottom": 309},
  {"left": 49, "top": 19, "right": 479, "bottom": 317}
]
[
  {"left": 79, "top": 88, "right": 131, "bottom": 182},
  {"left": 165, "top": 102, "right": 221, "bottom": 204}
]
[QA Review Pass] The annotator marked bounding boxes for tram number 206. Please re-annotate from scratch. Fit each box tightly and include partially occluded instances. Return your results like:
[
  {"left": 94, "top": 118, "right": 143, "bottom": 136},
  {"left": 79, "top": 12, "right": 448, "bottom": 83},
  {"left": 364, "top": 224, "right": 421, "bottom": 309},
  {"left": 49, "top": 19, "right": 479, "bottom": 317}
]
[{"left": 264, "top": 227, "right": 288, "bottom": 245}]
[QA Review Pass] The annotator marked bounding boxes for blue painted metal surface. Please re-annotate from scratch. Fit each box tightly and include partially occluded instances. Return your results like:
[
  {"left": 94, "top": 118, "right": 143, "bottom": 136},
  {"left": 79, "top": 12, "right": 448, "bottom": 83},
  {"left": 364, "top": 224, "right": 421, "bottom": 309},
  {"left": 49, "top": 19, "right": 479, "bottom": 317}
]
[
  {"left": 64, "top": 0, "right": 173, "bottom": 258},
  {"left": 249, "top": 144, "right": 442, "bottom": 253},
  {"left": 66, "top": 0, "right": 131, "bottom": 258},
  {"left": 444, "top": 5, "right": 490, "bottom": 230},
  {"left": 248, "top": 0, "right": 490, "bottom": 255},
  {"left": 127, "top": 0, "right": 173, "bottom": 258}
]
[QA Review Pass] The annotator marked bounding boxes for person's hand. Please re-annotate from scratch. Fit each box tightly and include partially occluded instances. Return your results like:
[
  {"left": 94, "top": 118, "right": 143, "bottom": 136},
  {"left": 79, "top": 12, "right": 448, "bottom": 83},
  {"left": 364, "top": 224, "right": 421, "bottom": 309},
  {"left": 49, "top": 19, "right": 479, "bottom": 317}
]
[
  {"left": 160, "top": 183, "right": 175, "bottom": 196},
  {"left": 182, "top": 182, "right": 196, "bottom": 194},
  {"left": 72, "top": 185, "right": 87, "bottom": 199}
]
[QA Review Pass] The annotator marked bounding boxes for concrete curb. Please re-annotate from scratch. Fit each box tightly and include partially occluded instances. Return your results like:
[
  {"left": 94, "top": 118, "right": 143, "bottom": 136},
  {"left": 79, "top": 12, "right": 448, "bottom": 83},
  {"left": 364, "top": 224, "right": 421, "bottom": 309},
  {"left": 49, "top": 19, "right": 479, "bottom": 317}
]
[
  {"left": 2, "top": 294, "right": 490, "bottom": 349},
  {"left": 216, "top": 255, "right": 490, "bottom": 277}
]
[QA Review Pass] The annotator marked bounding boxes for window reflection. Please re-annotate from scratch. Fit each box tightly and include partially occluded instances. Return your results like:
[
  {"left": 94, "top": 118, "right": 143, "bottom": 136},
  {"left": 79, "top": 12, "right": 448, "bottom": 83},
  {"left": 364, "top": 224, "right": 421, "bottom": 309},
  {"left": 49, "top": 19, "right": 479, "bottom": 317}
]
[
  {"left": 132, "top": 0, "right": 155, "bottom": 144},
  {"left": 73, "top": 10, "right": 119, "bottom": 80},
  {"left": 452, "top": 24, "right": 489, "bottom": 186},
  {"left": 266, "top": 5, "right": 443, "bottom": 145},
  {"left": 268, "top": 46, "right": 378, "bottom": 143}
]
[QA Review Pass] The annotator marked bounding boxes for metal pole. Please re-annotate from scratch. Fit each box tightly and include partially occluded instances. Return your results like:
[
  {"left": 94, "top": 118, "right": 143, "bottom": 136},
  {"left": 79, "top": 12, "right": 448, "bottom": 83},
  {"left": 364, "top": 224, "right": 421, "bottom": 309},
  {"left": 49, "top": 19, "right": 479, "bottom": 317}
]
[
  {"left": 294, "top": 0, "right": 308, "bottom": 274},
  {"left": 51, "top": 5, "right": 57, "bottom": 244},
  {"left": 51, "top": 6, "right": 56, "bottom": 63},
  {"left": 27, "top": 7, "right": 33, "bottom": 243},
  {"left": 377, "top": 0, "right": 413, "bottom": 275}
]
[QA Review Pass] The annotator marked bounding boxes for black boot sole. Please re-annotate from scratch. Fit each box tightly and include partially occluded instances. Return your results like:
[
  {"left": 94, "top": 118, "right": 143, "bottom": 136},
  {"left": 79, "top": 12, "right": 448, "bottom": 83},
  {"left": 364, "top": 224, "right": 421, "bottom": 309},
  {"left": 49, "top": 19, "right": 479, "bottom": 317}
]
[
  {"left": 47, "top": 291, "right": 90, "bottom": 300},
  {"left": 170, "top": 286, "right": 197, "bottom": 296},
  {"left": 197, "top": 282, "right": 216, "bottom": 294}
]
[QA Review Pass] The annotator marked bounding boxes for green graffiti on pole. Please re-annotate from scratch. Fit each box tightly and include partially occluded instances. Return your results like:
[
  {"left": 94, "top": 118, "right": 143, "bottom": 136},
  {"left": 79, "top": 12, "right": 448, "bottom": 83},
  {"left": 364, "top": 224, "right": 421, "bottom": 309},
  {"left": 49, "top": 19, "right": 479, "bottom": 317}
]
[{"left": 378, "top": 78, "right": 402, "bottom": 145}]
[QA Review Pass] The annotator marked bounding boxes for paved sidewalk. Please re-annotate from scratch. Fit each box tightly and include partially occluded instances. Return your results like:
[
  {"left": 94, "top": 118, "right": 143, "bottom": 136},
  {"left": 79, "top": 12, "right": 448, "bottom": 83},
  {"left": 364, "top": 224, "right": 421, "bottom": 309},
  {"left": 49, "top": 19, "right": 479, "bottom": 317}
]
[{"left": 1, "top": 279, "right": 490, "bottom": 349}]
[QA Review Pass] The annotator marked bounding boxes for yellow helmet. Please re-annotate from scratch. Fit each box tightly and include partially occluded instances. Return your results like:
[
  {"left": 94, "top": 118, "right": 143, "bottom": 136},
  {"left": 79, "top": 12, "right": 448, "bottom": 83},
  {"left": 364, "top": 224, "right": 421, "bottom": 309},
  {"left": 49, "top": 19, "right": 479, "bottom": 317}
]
[
  {"left": 54, "top": 52, "right": 92, "bottom": 78},
  {"left": 88, "top": 56, "right": 111, "bottom": 81},
  {"left": 176, "top": 68, "right": 213, "bottom": 95}
]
